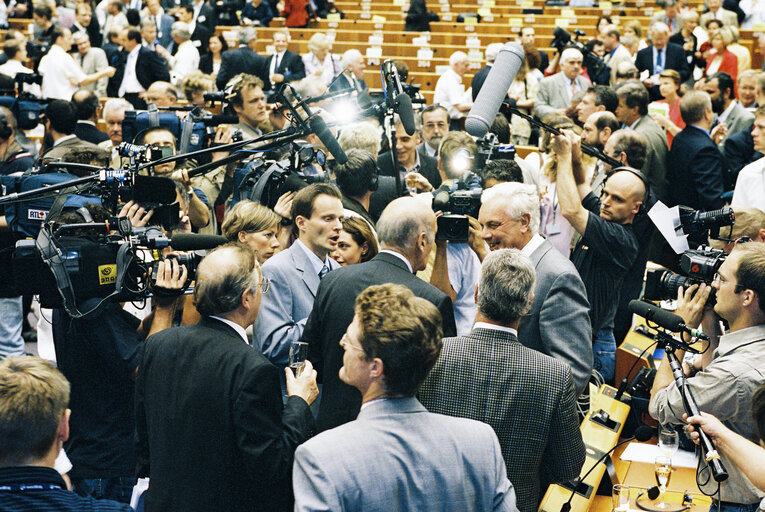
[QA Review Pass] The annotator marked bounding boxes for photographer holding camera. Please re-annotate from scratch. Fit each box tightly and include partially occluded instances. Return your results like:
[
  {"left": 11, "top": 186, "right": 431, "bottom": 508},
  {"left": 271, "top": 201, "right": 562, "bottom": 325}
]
[
  {"left": 650, "top": 242, "right": 765, "bottom": 511},
  {"left": 50, "top": 205, "right": 188, "bottom": 504}
]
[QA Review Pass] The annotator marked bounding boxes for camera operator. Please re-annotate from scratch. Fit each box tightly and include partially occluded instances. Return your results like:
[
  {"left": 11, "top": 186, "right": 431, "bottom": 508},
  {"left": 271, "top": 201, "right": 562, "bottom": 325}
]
[
  {"left": 553, "top": 130, "right": 643, "bottom": 384},
  {"left": 650, "top": 243, "right": 765, "bottom": 510},
  {"left": 50, "top": 206, "right": 188, "bottom": 504}
]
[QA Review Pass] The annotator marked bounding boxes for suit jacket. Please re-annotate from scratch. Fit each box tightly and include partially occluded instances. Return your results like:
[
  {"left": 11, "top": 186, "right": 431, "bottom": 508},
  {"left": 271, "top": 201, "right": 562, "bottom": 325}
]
[
  {"left": 667, "top": 124, "right": 727, "bottom": 210},
  {"left": 650, "top": 11, "right": 684, "bottom": 33},
  {"left": 190, "top": 23, "right": 211, "bottom": 55},
  {"left": 254, "top": 241, "right": 340, "bottom": 366},
  {"left": 192, "top": 2, "right": 217, "bottom": 32},
  {"left": 635, "top": 43, "right": 690, "bottom": 99},
  {"left": 633, "top": 115, "right": 670, "bottom": 203},
  {"left": 135, "top": 316, "right": 315, "bottom": 512},
  {"left": 293, "top": 397, "right": 518, "bottom": 512},
  {"left": 518, "top": 239, "right": 592, "bottom": 394},
  {"left": 74, "top": 121, "right": 109, "bottom": 144},
  {"left": 533, "top": 72, "right": 591, "bottom": 120},
  {"left": 155, "top": 13, "right": 175, "bottom": 48},
  {"left": 75, "top": 47, "right": 109, "bottom": 97},
  {"left": 700, "top": 8, "right": 739, "bottom": 28},
  {"left": 199, "top": 52, "right": 214, "bottom": 74},
  {"left": 303, "top": 252, "right": 457, "bottom": 432},
  {"left": 328, "top": 71, "right": 368, "bottom": 95},
  {"left": 40, "top": 136, "right": 100, "bottom": 160},
  {"left": 368, "top": 174, "right": 400, "bottom": 221},
  {"left": 719, "top": 101, "right": 754, "bottom": 148},
  {"left": 266, "top": 50, "right": 306, "bottom": 88},
  {"left": 376, "top": 150, "right": 441, "bottom": 189},
  {"left": 419, "top": 328, "right": 585, "bottom": 512},
  {"left": 724, "top": 125, "right": 761, "bottom": 181},
  {"left": 604, "top": 44, "right": 632, "bottom": 85},
  {"left": 471, "top": 64, "right": 491, "bottom": 101},
  {"left": 216, "top": 46, "right": 269, "bottom": 91},
  {"left": 107, "top": 46, "right": 171, "bottom": 97}
]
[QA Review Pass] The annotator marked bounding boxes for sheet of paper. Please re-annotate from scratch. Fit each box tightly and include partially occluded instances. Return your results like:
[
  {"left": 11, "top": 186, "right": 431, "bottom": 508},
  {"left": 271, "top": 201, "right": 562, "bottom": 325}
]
[
  {"left": 621, "top": 442, "right": 698, "bottom": 469},
  {"left": 648, "top": 201, "right": 689, "bottom": 254}
]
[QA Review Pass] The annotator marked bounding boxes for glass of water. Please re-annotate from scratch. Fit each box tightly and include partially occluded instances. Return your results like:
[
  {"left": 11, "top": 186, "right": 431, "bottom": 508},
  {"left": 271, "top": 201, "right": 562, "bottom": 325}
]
[
  {"left": 658, "top": 425, "right": 679, "bottom": 457},
  {"left": 289, "top": 341, "right": 309, "bottom": 377}
]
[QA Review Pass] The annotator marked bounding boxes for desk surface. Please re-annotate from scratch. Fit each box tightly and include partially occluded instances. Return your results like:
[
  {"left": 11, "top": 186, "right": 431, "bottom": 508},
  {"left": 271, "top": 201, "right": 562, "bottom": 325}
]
[{"left": 589, "top": 443, "right": 713, "bottom": 512}]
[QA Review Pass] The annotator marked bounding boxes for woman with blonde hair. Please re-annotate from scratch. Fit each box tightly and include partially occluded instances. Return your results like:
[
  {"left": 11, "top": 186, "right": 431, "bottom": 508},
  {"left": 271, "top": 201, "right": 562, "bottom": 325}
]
[
  {"left": 222, "top": 200, "right": 283, "bottom": 263},
  {"left": 705, "top": 27, "right": 738, "bottom": 83},
  {"left": 302, "top": 33, "right": 339, "bottom": 85}
]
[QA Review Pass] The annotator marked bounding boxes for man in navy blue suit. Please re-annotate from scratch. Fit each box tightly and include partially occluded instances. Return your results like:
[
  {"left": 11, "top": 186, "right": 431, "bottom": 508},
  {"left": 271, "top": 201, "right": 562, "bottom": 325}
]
[
  {"left": 635, "top": 22, "right": 690, "bottom": 100},
  {"left": 215, "top": 27, "right": 268, "bottom": 91},
  {"left": 667, "top": 90, "right": 728, "bottom": 211}
]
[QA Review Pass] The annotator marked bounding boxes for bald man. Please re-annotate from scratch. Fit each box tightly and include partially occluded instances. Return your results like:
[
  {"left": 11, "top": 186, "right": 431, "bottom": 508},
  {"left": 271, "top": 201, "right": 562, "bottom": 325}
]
[
  {"left": 553, "top": 132, "right": 643, "bottom": 383},
  {"left": 303, "top": 196, "right": 457, "bottom": 432}
]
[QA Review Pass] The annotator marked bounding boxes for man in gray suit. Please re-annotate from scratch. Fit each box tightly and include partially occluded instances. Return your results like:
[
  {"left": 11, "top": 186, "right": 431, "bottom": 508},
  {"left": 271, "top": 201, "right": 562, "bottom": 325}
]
[
  {"left": 534, "top": 47, "right": 591, "bottom": 120},
  {"left": 419, "top": 249, "right": 585, "bottom": 512},
  {"left": 705, "top": 71, "right": 755, "bottom": 148},
  {"left": 72, "top": 31, "right": 109, "bottom": 98},
  {"left": 254, "top": 183, "right": 343, "bottom": 368},
  {"left": 293, "top": 283, "right": 518, "bottom": 512},
  {"left": 475, "top": 182, "right": 592, "bottom": 394},
  {"left": 616, "top": 81, "right": 670, "bottom": 202}
]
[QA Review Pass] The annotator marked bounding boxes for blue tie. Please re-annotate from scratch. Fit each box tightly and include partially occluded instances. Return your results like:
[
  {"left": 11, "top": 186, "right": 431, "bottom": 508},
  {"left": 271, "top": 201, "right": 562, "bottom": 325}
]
[
  {"left": 656, "top": 49, "right": 664, "bottom": 73},
  {"left": 319, "top": 264, "right": 329, "bottom": 280}
]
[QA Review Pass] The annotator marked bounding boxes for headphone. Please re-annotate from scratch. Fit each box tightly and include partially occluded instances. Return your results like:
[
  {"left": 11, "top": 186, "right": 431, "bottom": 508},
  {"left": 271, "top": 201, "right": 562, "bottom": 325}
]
[
  {"left": 0, "top": 110, "right": 13, "bottom": 140},
  {"left": 603, "top": 166, "right": 651, "bottom": 215}
]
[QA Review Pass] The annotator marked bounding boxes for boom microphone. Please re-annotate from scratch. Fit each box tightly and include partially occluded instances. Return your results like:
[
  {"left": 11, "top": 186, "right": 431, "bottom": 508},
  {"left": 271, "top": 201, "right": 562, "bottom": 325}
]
[
  {"left": 628, "top": 300, "right": 710, "bottom": 341},
  {"left": 465, "top": 42, "right": 525, "bottom": 138},
  {"left": 170, "top": 233, "right": 228, "bottom": 251},
  {"left": 309, "top": 115, "right": 348, "bottom": 164},
  {"left": 396, "top": 93, "right": 416, "bottom": 136},
  {"left": 381, "top": 59, "right": 416, "bottom": 135}
]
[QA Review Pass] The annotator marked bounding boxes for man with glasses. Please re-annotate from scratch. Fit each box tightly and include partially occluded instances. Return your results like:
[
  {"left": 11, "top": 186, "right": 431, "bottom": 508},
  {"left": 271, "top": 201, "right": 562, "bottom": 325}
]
[
  {"left": 650, "top": 242, "right": 765, "bottom": 512},
  {"left": 417, "top": 104, "right": 449, "bottom": 159},
  {"left": 136, "top": 243, "right": 318, "bottom": 512}
]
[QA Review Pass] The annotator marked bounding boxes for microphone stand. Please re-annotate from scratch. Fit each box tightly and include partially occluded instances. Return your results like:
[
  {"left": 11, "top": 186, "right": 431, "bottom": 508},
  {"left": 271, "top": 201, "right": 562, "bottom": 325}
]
[
  {"left": 380, "top": 61, "right": 404, "bottom": 197},
  {"left": 504, "top": 105, "right": 624, "bottom": 169}
]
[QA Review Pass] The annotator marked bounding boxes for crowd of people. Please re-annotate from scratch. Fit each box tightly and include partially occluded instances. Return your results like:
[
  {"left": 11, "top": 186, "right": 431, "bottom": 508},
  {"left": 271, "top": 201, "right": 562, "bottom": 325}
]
[{"left": 1, "top": 0, "right": 765, "bottom": 511}]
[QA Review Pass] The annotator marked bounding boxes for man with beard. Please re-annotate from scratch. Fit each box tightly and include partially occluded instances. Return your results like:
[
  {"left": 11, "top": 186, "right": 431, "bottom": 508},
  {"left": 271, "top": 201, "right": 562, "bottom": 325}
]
[
  {"left": 417, "top": 104, "right": 448, "bottom": 159},
  {"left": 581, "top": 111, "right": 621, "bottom": 192},
  {"left": 705, "top": 72, "right": 754, "bottom": 147}
]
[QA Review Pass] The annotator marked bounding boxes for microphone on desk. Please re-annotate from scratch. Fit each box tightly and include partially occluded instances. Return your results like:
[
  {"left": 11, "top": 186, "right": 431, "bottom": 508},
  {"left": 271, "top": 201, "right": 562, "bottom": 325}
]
[{"left": 560, "top": 425, "right": 654, "bottom": 512}]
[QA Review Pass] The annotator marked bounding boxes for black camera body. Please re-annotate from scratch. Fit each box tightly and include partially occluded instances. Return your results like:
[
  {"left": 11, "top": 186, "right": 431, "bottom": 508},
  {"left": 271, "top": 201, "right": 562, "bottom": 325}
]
[
  {"left": 679, "top": 205, "right": 735, "bottom": 247},
  {"left": 644, "top": 247, "right": 727, "bottom": 302},
  {"left": 25, "top": 41, "right": 50, "bottom": 62},
  {"left": 474, "top": 133, "right": 516, "bottom": 173},
  {"left": 433, "top": 183, "right": 482, "bottom": 242}
]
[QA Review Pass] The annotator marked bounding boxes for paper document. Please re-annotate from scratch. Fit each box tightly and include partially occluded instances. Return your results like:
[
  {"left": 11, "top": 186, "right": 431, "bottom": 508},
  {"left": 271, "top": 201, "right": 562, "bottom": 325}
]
[{"left": 620, "top": 443, "right": 698, "bottom": 469}]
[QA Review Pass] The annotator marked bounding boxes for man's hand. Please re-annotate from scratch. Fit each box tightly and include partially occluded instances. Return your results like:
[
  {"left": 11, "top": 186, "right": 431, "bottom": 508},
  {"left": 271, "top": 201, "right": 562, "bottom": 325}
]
[
  {"left": 675, "top": 283, "right": 711, "bottom": 329},
  {"left": 711, "top": 123, "right": 727, "bottom": 144},
  {"left": 272, "top": 73, "right": 284, "bottom": 83},
  {"left": 103, "top": 66, "right": 116, "bottom": 78},
  {"left": 172, "top": 168, "right": 193, "bottom": 189},
  {"left": 683, "top": 412, "right": 729, "bottom": 446},
  {"left": 119, "top": 200, "right": 154, "bottom": 228},
  {"left": 405, "top": 171, "right": 434, "bottom": 193},
  {"left": 273, "top": 191, "right": 295, "bottom": 220},
  {"left": 151, "top": 258, "right": 188, "bottom": 307},
  {"left": 467, "top": 215, "right": 487, "bottom": 262},
  {"left": 285, "top": 359, "right": 319, "bottom": 405},
  {"left": 155, "top": 45, "right": 171, "bottom": 59},
  {"left": 211, "top": 126, "right": 234, "bottom": 163},
  {"left": 550, "top": 132, "right": 572, "bottom": 160}
]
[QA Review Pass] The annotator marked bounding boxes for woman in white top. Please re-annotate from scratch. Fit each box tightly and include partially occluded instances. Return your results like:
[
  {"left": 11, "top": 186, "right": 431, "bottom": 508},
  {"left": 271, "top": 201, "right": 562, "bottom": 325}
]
[{"left": 301, "top": 33, "right": 339, "bottom": 86}]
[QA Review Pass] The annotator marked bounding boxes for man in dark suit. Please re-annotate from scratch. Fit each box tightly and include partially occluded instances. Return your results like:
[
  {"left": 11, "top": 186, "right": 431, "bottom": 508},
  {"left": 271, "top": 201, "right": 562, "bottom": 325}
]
[
  {"left": 107, "top": 28, "right": 170, "bottom": 109},
  {"left": 667, "top": 90, "right": 727, "bottom": 211},
  {"left": 145, "top": 0, "right": 175, "bottom": 48},
  {"left": 40, "top": 100, "right": 101, "bottom": 160},
  {"left": 328, "top": 49, "right": 367, "bottom": 95},
  {"left": 71, "top": 3, "right": 102, "bottom": 48},
  {"left": 264, "top": 29, "right": 306, "bottom": 91},
  {"left": 471, "top": 43, "right": 506, "bottom": 101},
  {"left": 377, "top": 117, "right": 441, "bottom": 190},
  {"left": 215, "top": 27, "right": 269, "bottom": 91},
  {"left": 175, "top": 5, "right": 210, "bottom": 54},
  {"left": 419, "top": 249, "right": 585, "bottom": 512},
  {"left": 304, "top": 196, "right": 457, "bottom": 433},
  {"left": 188, "top": 0, "right": 217, "bottom": 33},
  {"left": 635, "top": 22, "right": 690, "bottom": 101},
  {"left": 71, "top": 89, "right": 109, "bottom": 144},
  {"left": 136, "top": 243, "right": 318, "bottom": 512}
]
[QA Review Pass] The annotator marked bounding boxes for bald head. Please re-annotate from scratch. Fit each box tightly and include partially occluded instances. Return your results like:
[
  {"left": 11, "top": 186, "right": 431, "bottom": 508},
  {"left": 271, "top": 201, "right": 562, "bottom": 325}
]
[
  {"left": 376, "top": 197, "right": 436, "bottom": 269},
  {"left": 193, "top": 243, "right": 260, "bottom": 318},
  {"left": 600, "top": 169, "right": 646, "bottom": 224}
]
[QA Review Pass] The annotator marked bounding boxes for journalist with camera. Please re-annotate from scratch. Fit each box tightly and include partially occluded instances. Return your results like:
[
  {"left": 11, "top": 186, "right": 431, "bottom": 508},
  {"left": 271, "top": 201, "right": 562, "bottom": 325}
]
[{"left": 650, "top": 242, "right": 765, "bottom": 510}]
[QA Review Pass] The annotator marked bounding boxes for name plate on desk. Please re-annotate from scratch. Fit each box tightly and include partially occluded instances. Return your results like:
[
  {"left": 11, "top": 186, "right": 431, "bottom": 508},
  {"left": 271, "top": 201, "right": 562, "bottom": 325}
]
[
  {"left": 365, "top": 46, "right": 382, "bottom": 59},
  {"left": 326, "top": 12, "right": 341, "bottom": 20},
  {"left": 466, "top": 36, "right": 481, "bottom": 48}
]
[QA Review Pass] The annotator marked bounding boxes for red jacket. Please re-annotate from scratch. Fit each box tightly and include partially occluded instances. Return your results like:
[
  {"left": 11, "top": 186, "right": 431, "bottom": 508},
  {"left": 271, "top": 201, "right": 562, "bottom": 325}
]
[{"left": 282, "top": 0, "right": 309, "bottom": 27}]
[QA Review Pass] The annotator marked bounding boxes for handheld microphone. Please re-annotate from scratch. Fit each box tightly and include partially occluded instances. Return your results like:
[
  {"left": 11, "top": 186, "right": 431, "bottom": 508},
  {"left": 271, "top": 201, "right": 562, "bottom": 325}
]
[
  {"left": 628, "top": 300, "right": 710, "bottom": 341},
  {"left": 560, "top": 425, "right": 654, "bottom": 512},
  {"left": 170, "top": 233, "right": 228, "bottom": 251},
  {"left": 465, "top": 42, "right": 525, "bottom": 138},
  {"left": 309, "top": 115, "right": 348, "bottom": 164}
]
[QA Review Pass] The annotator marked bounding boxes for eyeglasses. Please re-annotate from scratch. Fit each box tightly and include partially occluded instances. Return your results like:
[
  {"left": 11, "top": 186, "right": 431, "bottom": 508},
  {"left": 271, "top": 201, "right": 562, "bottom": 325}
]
[
  {"left": 252, "top": 277, "right": 270, "bottom": 294},
  {"left": 339, "top": 333, "right": 365, "bottom": 353}
]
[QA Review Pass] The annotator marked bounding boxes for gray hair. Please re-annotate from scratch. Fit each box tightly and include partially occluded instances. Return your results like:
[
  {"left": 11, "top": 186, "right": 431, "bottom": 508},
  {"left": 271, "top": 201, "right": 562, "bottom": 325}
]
[
  {"left": 481, "top": 182, "right": 541, "bottom": 234},
  {"left": 651, "top": 21, "right": 670, "bottom": 35},
  {"left": 679, "top": 90, "right": 712, "bottom": 125},
  {"left": 338, "top": 121, "right": 382, "bottom": 154},
  {"left": 238, "top": 27, "right": 257, "bottom": 44},
  {"left": 102, "top": 98, "right": 132, "bottom": 117},
  {"left": 341, "top": 49, "right": 363, "bottom": 69},
  {"left": 477, "top": 249, "right": 536, "bottom": 324},
  {"left": 394, "top": 113, "right": 421, "bottom": 133},
  {"left": 376, "top": 198, "right": 435, "bottom": 253},
  {"left": 193, "top": 243, "right": 260, "bottom": 317},
  {"left": 171, "top": 21, "right": 191, "bottom": 41},
  {"left": 485, "top": 43, "right": 503, "bottom": 63},
  {"left": 307, "top": 32, "right": 329, "bottom": 54},
  {"left": 449, "top": 51, "right": 468, "bottom": 67}
]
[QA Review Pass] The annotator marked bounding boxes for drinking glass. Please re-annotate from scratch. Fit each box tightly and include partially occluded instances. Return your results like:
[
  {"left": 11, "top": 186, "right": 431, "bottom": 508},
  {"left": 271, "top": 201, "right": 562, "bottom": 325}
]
[
  {"left": 658, "top": 426, "right": 679, "bottom": 457},
  {"left": 289, "top": 341, "right": 309, "bottom": 376},
  {"left": 653, "top": 455, "right": 673, "bottom": 509},
  {"left": 612, "top": 484, "right": 630, "bottom": 511}
]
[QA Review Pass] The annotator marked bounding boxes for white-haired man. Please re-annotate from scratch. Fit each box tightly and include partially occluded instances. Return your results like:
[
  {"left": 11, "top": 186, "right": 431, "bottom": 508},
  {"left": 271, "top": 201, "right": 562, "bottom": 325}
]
[
  {"left": 434, "top": 51, "right": 473, "bottom": 128},
  {"left": 329, "top": 49, "right": 367, "bottom": 94},
  {"left": 534, "top": 47, "right": 591, "bottom": 120},
  {"left": 156, "top": 21, "right": 199, "bottom": 85}
]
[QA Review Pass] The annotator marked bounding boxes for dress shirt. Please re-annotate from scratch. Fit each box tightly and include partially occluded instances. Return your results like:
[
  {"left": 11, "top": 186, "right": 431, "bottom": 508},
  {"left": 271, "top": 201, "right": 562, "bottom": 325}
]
[
  {"left": 39, "top": 45, "right": 86, "bottom": 100},
  {"left": 294, "top": 239, "right": 332, "bottom": 276},
  {"left": 209, "top": 315, "right": 248, "bottom": 344},
  {"left": 168, "top": 40, "right": 200, "bottom": 84},
  {"left": 422, "top": 142, "right": 437, "bottom": 157},
  {"left": 652, "top": 46, "right": 666, "bottom": 74},
  {"left": 53, "top": 134, "right": 78, "bottom": 147},
  {"left": 650, "top": 324, "right": 765, "bottom": 503},
  {"left": 270, "top": 50, "right": 286, "bottom": 82},
  {"left": 718, "top": 99, "right": 737, "bottom": 124},
  {"left": 434, "top": 68, "right": 468, "bottom": 120},
  {"left": 379, "top": 249, "right": 414, "bottom": 273},
  {"left": 118, "top": 46, "right": 145, "bottom": 97},
  {"left": 732, "top": 155, "right": 765, "bottom": 211},
  {"left": 519, "top": 233, "right": 545, "bottom": 258},
  {"left": 192, "top": 0, "right": 204, "bottom": 23},
  {"left": 473, "top": 321, "right": 518, "bottom": 337}
]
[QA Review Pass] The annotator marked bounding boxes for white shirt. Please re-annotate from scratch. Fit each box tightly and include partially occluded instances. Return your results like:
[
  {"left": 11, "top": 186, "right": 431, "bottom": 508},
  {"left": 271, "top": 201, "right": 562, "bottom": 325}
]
[
  {"left": 434, "top": 68, "right": 470, "bottom": 120},
  {"left": 295, "top": 239, "right": 332, "bottom": 276},
  {"left": 379, "top": 249, "right": 413, "bottom": 273},
  {"left": 302, "top": 52, "right": 337, "bottom": 85},
  {"left": 420, "top": 142, "right": 437, "bottom": 157},
  {"left": 39, "top": 45, "right": 86, "bottom": 100},
  {"left": 0, "top": 60, "right": 41, "bottom": 96},
  {"left": 53, "top": 134, "right": 78, "bottom": 147},
  {"left": 169, "top": 40, "right": 200, "bottom": 85},
  {"left": 473, "top": 321, "right": 518, "bottom": 337},
  {"left": 119, "top": 45, "right": 145, "bottom": 96},
  {"left": 270, "top": 50, "right": 286, "bottom": 83},
  {"left": 210, "top": 315, "right": 249, "bottom": 344},
  {"left": 446, "top": 242, "right": 481, "bottom": 336},
  {"left": 731, "top": 155, "right": 765, "bottom": 212},
  {"left": 520, "top": 233, "right": 545, "bottom": 258}
]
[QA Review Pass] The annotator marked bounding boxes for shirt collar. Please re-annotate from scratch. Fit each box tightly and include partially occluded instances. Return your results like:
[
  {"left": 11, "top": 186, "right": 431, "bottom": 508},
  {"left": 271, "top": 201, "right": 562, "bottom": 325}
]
[
  {"left": 715, "top": 325, "right": 765, "bottom": 358},
  {"left": 295, "top": 238, "right": 330, "bottom": 275},
  {"left": 128, "top": 45, "right": 141, "bottom": 58},
  {"left": 718, "top": 99, "right": 737, "bottom": 123},
  {"left": 629, "top": 116, "right": 641, "bottom": 130},
  {"left": 689, "top": 123, "right": 711, "bottom": 136},
  {"left": 473, "top": 322, "right": 518, "bottom": 337},
  {"left": 379, "top": 249, "right": 414, "bottom": 273},
  {"left": 209, "top": 316, "right": 249, "bottom": 344},
  {"left": 402, "top": 150, "right": 420, "bottom": 173},
  {"left": 520, "top": 233, "right": 545, "bottom": 257},
  {"left": 53, "top": 134, "right": 77, "bottom": 147}
]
